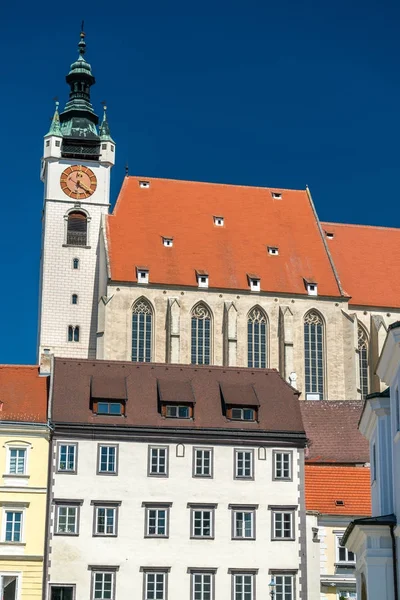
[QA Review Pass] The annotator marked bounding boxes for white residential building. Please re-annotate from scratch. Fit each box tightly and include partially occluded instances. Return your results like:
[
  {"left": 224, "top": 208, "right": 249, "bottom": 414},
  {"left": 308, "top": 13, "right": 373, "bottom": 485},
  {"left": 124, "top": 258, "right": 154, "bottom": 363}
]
[
  {"left": 344, "top": 321, "right": 400, "bottom": 599},
  {"left": 45, "top": 359, "right": 308, "bottom": 600}
]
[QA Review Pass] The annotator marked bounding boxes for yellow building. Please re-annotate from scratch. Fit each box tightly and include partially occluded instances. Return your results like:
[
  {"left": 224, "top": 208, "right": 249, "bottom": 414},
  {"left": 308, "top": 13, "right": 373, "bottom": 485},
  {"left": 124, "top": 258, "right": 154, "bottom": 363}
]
[{"left": 0, "top": 366, "right": 49, "bottom": 600}]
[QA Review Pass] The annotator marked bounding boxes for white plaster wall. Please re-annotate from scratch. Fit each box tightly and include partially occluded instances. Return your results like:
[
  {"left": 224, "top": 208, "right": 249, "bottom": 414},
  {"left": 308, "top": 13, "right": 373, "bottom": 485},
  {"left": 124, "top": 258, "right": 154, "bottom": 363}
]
[
  {"left": 305, "top": 514, "right": 320, "bottom": 600},
  {"left": 38, "top": 159, "right": 111, "bottom": 360},
  {"left": 48, "top": 440, "right": 302, "bottom": 600}
]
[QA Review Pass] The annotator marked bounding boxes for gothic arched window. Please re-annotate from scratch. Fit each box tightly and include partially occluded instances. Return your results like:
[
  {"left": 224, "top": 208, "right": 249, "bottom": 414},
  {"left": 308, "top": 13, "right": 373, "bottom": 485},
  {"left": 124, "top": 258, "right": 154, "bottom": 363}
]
[
  {"left": 191, "top": 303, "right": 211, "bottom": 365},
  {"left": 358, "top": 325, "right": 369, "bottom": 399},
  {"left": 132, "top": 299, "right": 153, "bottom": 362},
  {"left": 247, "top": 307, "right": 268, "bottom": 368},
  {"left": 67, "top": 211, "right": 87, "bottom": 246},
  {"left": 304, "top": 311, "right": 325, "bottom": 400}
]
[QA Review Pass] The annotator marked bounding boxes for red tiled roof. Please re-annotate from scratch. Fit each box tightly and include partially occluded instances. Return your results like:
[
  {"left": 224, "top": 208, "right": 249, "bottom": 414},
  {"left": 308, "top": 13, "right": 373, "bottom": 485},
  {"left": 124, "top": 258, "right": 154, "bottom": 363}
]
[
  {"left": 0, "top": 366, "right": 48, "bottom": 423},
  {"left": 305, "top": 465, "right": 371, "bottom": 516},
  {"left": 300, "top": 401, "right": 369, "bottom": 464},
  {"left": 321, "top": 222, "right": 400, "bottom": 308},
  {"left": 107, "top": 177, "right": 343, "bottom": 297}
]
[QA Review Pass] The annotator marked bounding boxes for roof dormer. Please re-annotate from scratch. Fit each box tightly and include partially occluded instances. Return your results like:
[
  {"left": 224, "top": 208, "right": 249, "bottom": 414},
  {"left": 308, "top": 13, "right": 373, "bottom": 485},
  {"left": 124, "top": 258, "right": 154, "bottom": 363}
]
[
  {"left": 136, "top": 266, "right": 149, "bottom": 284},
  {"left": 196, "top": 270, "right": 209, "bottom": 288},
  {"left": 304, "top": 278, "right": 317, "bottom": 296},
  {"left": 247, "top": 273, "right": 260, "bottom": 292}
]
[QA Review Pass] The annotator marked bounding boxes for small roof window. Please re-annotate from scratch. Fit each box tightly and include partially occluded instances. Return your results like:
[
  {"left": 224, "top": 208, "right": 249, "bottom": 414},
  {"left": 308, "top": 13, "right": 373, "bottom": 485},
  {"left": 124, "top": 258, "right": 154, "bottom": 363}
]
[
  {"left": 247, "top": 273, "right": 260, "bottom": 292},
  {"left": 213, "top": 216, "right": 224, "bottom": 227},
  {"left": 139, "top": 180, "right": 150, "bottom": 189},
  {"left": 271, "top": 191, "right": 282, "bottom": 199},
  {"left": 268, "top": 246, "right": 279, "bottom": 256},
  {"left": 196, "top": 270, "right": 209, "bottom": 288},
  {"left": 136, "top": 266, "right": 149, "bottom": 284},
  {"left": 304, "top": 278, "right": 317, "bottom": 296},
  {"left": 325, "top": 231, "right": 334, "bottom": 240},
  {"left": 162, "top": 237, "right": 173, "bottom": 247}
]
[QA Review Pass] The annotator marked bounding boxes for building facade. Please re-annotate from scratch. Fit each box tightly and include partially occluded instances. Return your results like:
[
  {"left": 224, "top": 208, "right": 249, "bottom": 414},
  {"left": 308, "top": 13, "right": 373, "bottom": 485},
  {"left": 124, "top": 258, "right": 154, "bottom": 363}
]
[
  {"left": 46, "top": 358, "right": 307, "bottom": 600},
  {"left": 344, "top": 322, "right": 400, "bottom": 600},
  {"left": 38, "top": 35, "right": 400, "bottom": 401},
  {"left": 0, "top": 366, "right": 50, "bottom": 600},
  {"left": 301, "top": 401, "right": 371, "bottom": 600}
]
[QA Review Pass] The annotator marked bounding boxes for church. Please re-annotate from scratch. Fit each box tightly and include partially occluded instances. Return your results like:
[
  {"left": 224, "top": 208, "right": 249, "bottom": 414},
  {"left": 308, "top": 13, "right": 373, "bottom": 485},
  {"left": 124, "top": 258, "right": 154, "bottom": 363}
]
[{"left": 38, "top": 31, "right": 400, "bottom": 401}]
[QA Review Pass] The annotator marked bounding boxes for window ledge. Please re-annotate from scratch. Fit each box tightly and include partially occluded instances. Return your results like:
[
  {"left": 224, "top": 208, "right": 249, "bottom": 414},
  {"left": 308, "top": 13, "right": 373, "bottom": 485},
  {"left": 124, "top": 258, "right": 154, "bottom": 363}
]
[
  {"left": 2, "top": 474, "right": 29, "bottom": 479},
  {"left": 62, "top": 244, "right": 91, "bottom": 249},
  {"left": 334, "top": 562, "right": 355, "bottom": 568},
  {"left": 0, "top": 542, "right": 26, "bottom": 546},
  {"left": 54, "top": 532, "right": 79, "bottom": 537}
]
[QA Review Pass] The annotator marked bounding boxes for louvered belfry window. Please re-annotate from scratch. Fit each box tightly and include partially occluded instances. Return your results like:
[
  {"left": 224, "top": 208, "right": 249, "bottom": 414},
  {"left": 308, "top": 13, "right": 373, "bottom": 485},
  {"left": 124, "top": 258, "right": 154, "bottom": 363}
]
[
  {"left": 304, "top": 311, "right": 325, "bottom": 399},
  {"left": 67, "top": 211, "right": 87, "bottom": 246}
]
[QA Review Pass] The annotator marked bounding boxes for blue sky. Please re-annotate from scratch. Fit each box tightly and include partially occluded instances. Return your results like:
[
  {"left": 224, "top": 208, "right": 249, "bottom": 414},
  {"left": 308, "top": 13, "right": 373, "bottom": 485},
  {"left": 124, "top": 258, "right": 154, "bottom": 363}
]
[{"left": 0, "top": 0, "right": 398, "bottom": 364}]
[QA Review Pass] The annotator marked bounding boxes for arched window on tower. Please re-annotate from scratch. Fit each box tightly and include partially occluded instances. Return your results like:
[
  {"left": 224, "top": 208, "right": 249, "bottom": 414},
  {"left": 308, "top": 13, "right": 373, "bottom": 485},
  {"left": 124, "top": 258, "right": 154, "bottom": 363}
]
[
  {"left": 358, "top": 325, "right": 369, "bottom": 400},
  {"left": 67, "top": 211, "right": 87, "bottom": 246},
  {"left": 191, "top": 303, "right": 212, "bottom": 365},
  {"left": 68, "top": 325, "right": 80, "bottom": 342},
  {"left": 247, "top": 307, "right": 268, "bottom": 368},
  {"left": 132, "top": 298, "right": 153, "bottom": 362},
  {"left": 304, "top": 311, "right": 325, "bottom": 400}
]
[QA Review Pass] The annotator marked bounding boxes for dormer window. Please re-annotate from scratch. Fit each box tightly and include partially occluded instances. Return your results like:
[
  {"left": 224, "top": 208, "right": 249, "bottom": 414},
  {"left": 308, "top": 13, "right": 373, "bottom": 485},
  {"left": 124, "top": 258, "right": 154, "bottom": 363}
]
[
  {"left": 230, "top": 407, "right": 257, "bottom": 421},
  {"left": 196, "top": 270, "right": 209, "bottom": 288},
  {"left": 96, "top": 401, "right": 124, "bottom": 416},
  {"left": 136, "top": 267, "right": 149, "bottom": 284},
  {"left": 165, "top": 405, "right": 191, "bottom": 418},
  {"left": 271, "top": 192, "right": 282, "bottom": 199},
  {"left": 268, "top": 246, "right": 279, "bottom": 256},
  {"left": 325, "top": 231, "right": 334, "bottom": 240},
  {"left": 163, "top": 237, "right": 173, "bottom": 247},
  {"left": 213, "top": 216, "right": 224, "bottom": 227},
  {"left": 139, "top": 181, "right": 150, "bottom": 189},
  {"left": 247, "top": 274, "right": 260, "bottom": 292},
  {"left": 304, "top": 279, "right": 318, "bottom": 296}
]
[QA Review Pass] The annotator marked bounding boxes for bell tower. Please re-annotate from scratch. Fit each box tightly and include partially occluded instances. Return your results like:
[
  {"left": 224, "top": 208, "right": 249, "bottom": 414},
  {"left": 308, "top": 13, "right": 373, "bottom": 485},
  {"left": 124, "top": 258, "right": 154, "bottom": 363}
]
[{"left": 38, "top": 30, "right": 115, "bottom": 368}]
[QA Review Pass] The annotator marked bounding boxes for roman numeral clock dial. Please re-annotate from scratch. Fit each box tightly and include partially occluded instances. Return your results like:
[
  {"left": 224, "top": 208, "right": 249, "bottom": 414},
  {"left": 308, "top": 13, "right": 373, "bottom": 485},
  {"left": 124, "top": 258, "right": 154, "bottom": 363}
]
[{"left": 60, "top": 165, "right": 97, "bottom": 199}]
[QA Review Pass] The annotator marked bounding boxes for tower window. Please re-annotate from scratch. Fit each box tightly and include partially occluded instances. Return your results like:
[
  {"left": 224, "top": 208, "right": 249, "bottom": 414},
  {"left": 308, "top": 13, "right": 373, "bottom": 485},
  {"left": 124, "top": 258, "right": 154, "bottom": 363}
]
[
  {"left": 73, "top": 258, "right": 79, "bottom": 270},
  {"left": 72, "top": 294, "right": 78, "bottom": 305},
  {"left": 102, "top": 143, "right": 107, "bottom": 150},
  {"left": 68, "top": 325, "right": 80, "bottom": 343},
  {"left": 55, "top": 140, "right": 61, "bottom": 147},
  {"left": 111, "top": 145, "right": 115, "bottom": 152},
  {"left": 46, "top": 140, "right": 50, "bottom": 147},
  {"left": 67, "top": 211, "right": 87, "bottom": 246}
]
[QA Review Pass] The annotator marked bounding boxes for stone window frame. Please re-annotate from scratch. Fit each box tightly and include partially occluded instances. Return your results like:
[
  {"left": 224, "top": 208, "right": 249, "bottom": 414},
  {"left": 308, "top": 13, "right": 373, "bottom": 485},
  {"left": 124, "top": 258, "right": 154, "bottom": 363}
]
[
  {"left": 131, "top": 297, "right": 154, "bottom": 364},
  {"left": 228, "top": 569, "right": 258, "bottom": 600},
  {"left": 188, "top": 503, "right": 217, "bottom": 540},
  {"left": 192, "top": 447, "right": 214, "bottom": 479},
  {"left": 88, "top": 566, "right": 119, "bottom": 600},
  {"left": 148, "top": 446, "right": 169, "bottom": 477},
  {"left": 91, "top": 501, "right": 121, "bottom": 538},
  {"left": 56, "top": 442, "right": 78, "bottom": 474},
  {"left": 272, "top": 450, "right": 293, "bottom": 481},
  {"left": 96, "top": 444, "right": 119, "bottom": 476},
  {"left": 269, "top": 506, "right": 296, "bottom": 541},
  {"left": 53, "top": 499, "right": 83, "bottom": 537},
  {"left": 141, "top": 567, "right": 170, "bottom": 600},
  {"left": 188, "top": 568, "right": 217, "bottom": 600},
  {"left": 303, "top": 309, "right": 326, "bottom": 400},
  {"left": 234, "top": 449, "right": 254, "bottom": 480},
  {"left": 142, "top": 502, "right": 172, "bottom": 538},
  {"left": 229, "top": 504, "right": 258, "bottom": 541}
]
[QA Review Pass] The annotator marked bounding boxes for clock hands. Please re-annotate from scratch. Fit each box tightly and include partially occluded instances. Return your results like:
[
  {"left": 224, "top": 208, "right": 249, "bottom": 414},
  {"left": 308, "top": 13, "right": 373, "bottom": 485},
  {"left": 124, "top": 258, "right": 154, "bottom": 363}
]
[{"left": 77, "top": 180, "right": 92, "bottom": 193}]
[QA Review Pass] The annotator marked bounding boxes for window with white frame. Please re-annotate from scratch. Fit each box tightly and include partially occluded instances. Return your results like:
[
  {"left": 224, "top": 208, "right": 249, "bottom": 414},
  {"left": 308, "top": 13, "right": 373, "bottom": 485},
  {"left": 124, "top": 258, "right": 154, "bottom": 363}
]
[
  {"left": 272, "top": 510, "right": 295, "bottom": 540},
  {"left": 144, "top": 571, "right": 167, "bottom": 600},
  {"left": 56, "top": 505, "right": 79, "bottom": 535},
  {"left": 4, "top": 510, "right": 23, "bottom": 542},
  {"left": 8, "top": 448, "right": 27, "bottom": 475},
  {"left": 336, "top": 535, "right": 355, "bottom": 563},
  {"left": 148, "top": 447, "right": 168, "bottom": 476},
  {"left": 273, "top": 451, "right": 292, "bottom": 480},
  {"left": 191, "top": 572, "right": 214, "bottom": 600},
  {"left": 232, "top": 509, "right": 255, "bottom": 539},
  {"left": 98, "top": 445, "right": 117, "bottom": 474},
  {"left": 232, "top": 573, "right": 254, "bottom": 600},
  {"left": 94, "top": 506, "right": 117, "bottom": 536},
  {"left": 304, "top": 310, "right": 325, "bottom": 400},
  {"left": 58, "top": 443, "right": 77, "bottom": 472},
  {"left": 274, "top": 574, "right": 295, "bottom": 600},
  {"left": 145, "top": 506, "right": 168, "bottom": 537},
  {"left": 193, "top": 448, "right": 213, "bottom": 478},
  {"left": 132, "top": 298, "right": 153, "bottom": 362},
  {"left": 92, "top": 571, "right": 115, "bottom": 600},
  {"left": 234, "top": 450, "right": 254, "bottom": 479},
  {"left": 191, "top": 507, "right": 214, "bottom": 538}
]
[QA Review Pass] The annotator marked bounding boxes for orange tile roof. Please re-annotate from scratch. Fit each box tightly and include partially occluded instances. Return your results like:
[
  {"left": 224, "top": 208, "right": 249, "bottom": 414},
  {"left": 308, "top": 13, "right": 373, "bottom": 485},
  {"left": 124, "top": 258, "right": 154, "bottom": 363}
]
[
  {"left": 321, "top": 222, "right": 400, "bottom": 308},
  {"left": 305, "top": 465, "right": 371, "bottom": 516},
  {"left": 0, "top": 366, "right": 48, "bottom": 423},
  {"left": 107, "top": 177, "right": 343, "bottom": 297}
]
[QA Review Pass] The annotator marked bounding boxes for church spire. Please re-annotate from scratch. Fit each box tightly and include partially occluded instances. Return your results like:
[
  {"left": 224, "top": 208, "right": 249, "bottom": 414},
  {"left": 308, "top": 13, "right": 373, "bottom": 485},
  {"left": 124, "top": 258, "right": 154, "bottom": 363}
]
[
  {"left": 47, "top": 100, "right": 62, "bottom": 136},
  {"left": 99, "top": 104, "right": 114, "bottom": 142},
  {"left": 59, "top": 28, "right": 100, "bottom": 159}
]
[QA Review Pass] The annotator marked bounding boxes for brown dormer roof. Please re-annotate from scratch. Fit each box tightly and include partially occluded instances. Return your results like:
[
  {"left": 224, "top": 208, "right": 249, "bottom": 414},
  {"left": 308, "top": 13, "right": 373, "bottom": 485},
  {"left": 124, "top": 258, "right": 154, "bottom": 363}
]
[{"left": 51, "top": 358, "right": 305, "bottom": 443}]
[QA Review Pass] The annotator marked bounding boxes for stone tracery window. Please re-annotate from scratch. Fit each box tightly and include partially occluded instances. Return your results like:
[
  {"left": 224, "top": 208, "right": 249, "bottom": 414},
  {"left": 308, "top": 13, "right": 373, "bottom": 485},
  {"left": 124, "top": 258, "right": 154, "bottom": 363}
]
[
  {"left": 132, "top": 298, "right": 152, "bottom": 362},
  {"left": 247, "top": 307, "right": 267, "bottom": 368},
  {"left": 191, "top": 303, "right": 211, "bottom": 365},
  {"left": 304, "top": 310, "right": 325, "bottom": 399},
  {"left": 358, "top": 325, "right": 369, "bottom": 400}
]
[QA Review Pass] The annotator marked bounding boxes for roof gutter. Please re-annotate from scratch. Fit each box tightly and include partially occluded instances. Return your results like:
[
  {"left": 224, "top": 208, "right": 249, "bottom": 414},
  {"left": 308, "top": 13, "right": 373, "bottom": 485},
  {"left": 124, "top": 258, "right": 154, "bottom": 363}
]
[{"left": 306, "top": 186, "right": 347, "bottom": 298}]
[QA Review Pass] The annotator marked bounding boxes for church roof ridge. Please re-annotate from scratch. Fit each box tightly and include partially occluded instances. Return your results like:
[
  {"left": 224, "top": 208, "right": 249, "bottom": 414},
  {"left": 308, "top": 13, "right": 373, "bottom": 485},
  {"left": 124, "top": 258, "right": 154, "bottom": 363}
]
[{"left": 125, "top": 175, "right": 307, "bottom": 193}]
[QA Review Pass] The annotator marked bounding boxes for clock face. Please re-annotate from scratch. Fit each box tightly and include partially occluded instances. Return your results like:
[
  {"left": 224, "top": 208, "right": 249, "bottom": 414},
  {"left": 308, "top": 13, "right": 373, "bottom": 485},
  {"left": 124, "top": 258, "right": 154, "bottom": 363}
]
[{"left": 60, "top": 165, "right": 97, "bottom": 199}]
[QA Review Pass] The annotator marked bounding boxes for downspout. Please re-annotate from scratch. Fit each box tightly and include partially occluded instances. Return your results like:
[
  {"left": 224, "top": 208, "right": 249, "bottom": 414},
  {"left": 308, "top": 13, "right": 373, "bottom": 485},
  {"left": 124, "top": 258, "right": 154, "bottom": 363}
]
[{"left": 390, "top": 524, "right": 399, "bottom": 600}]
